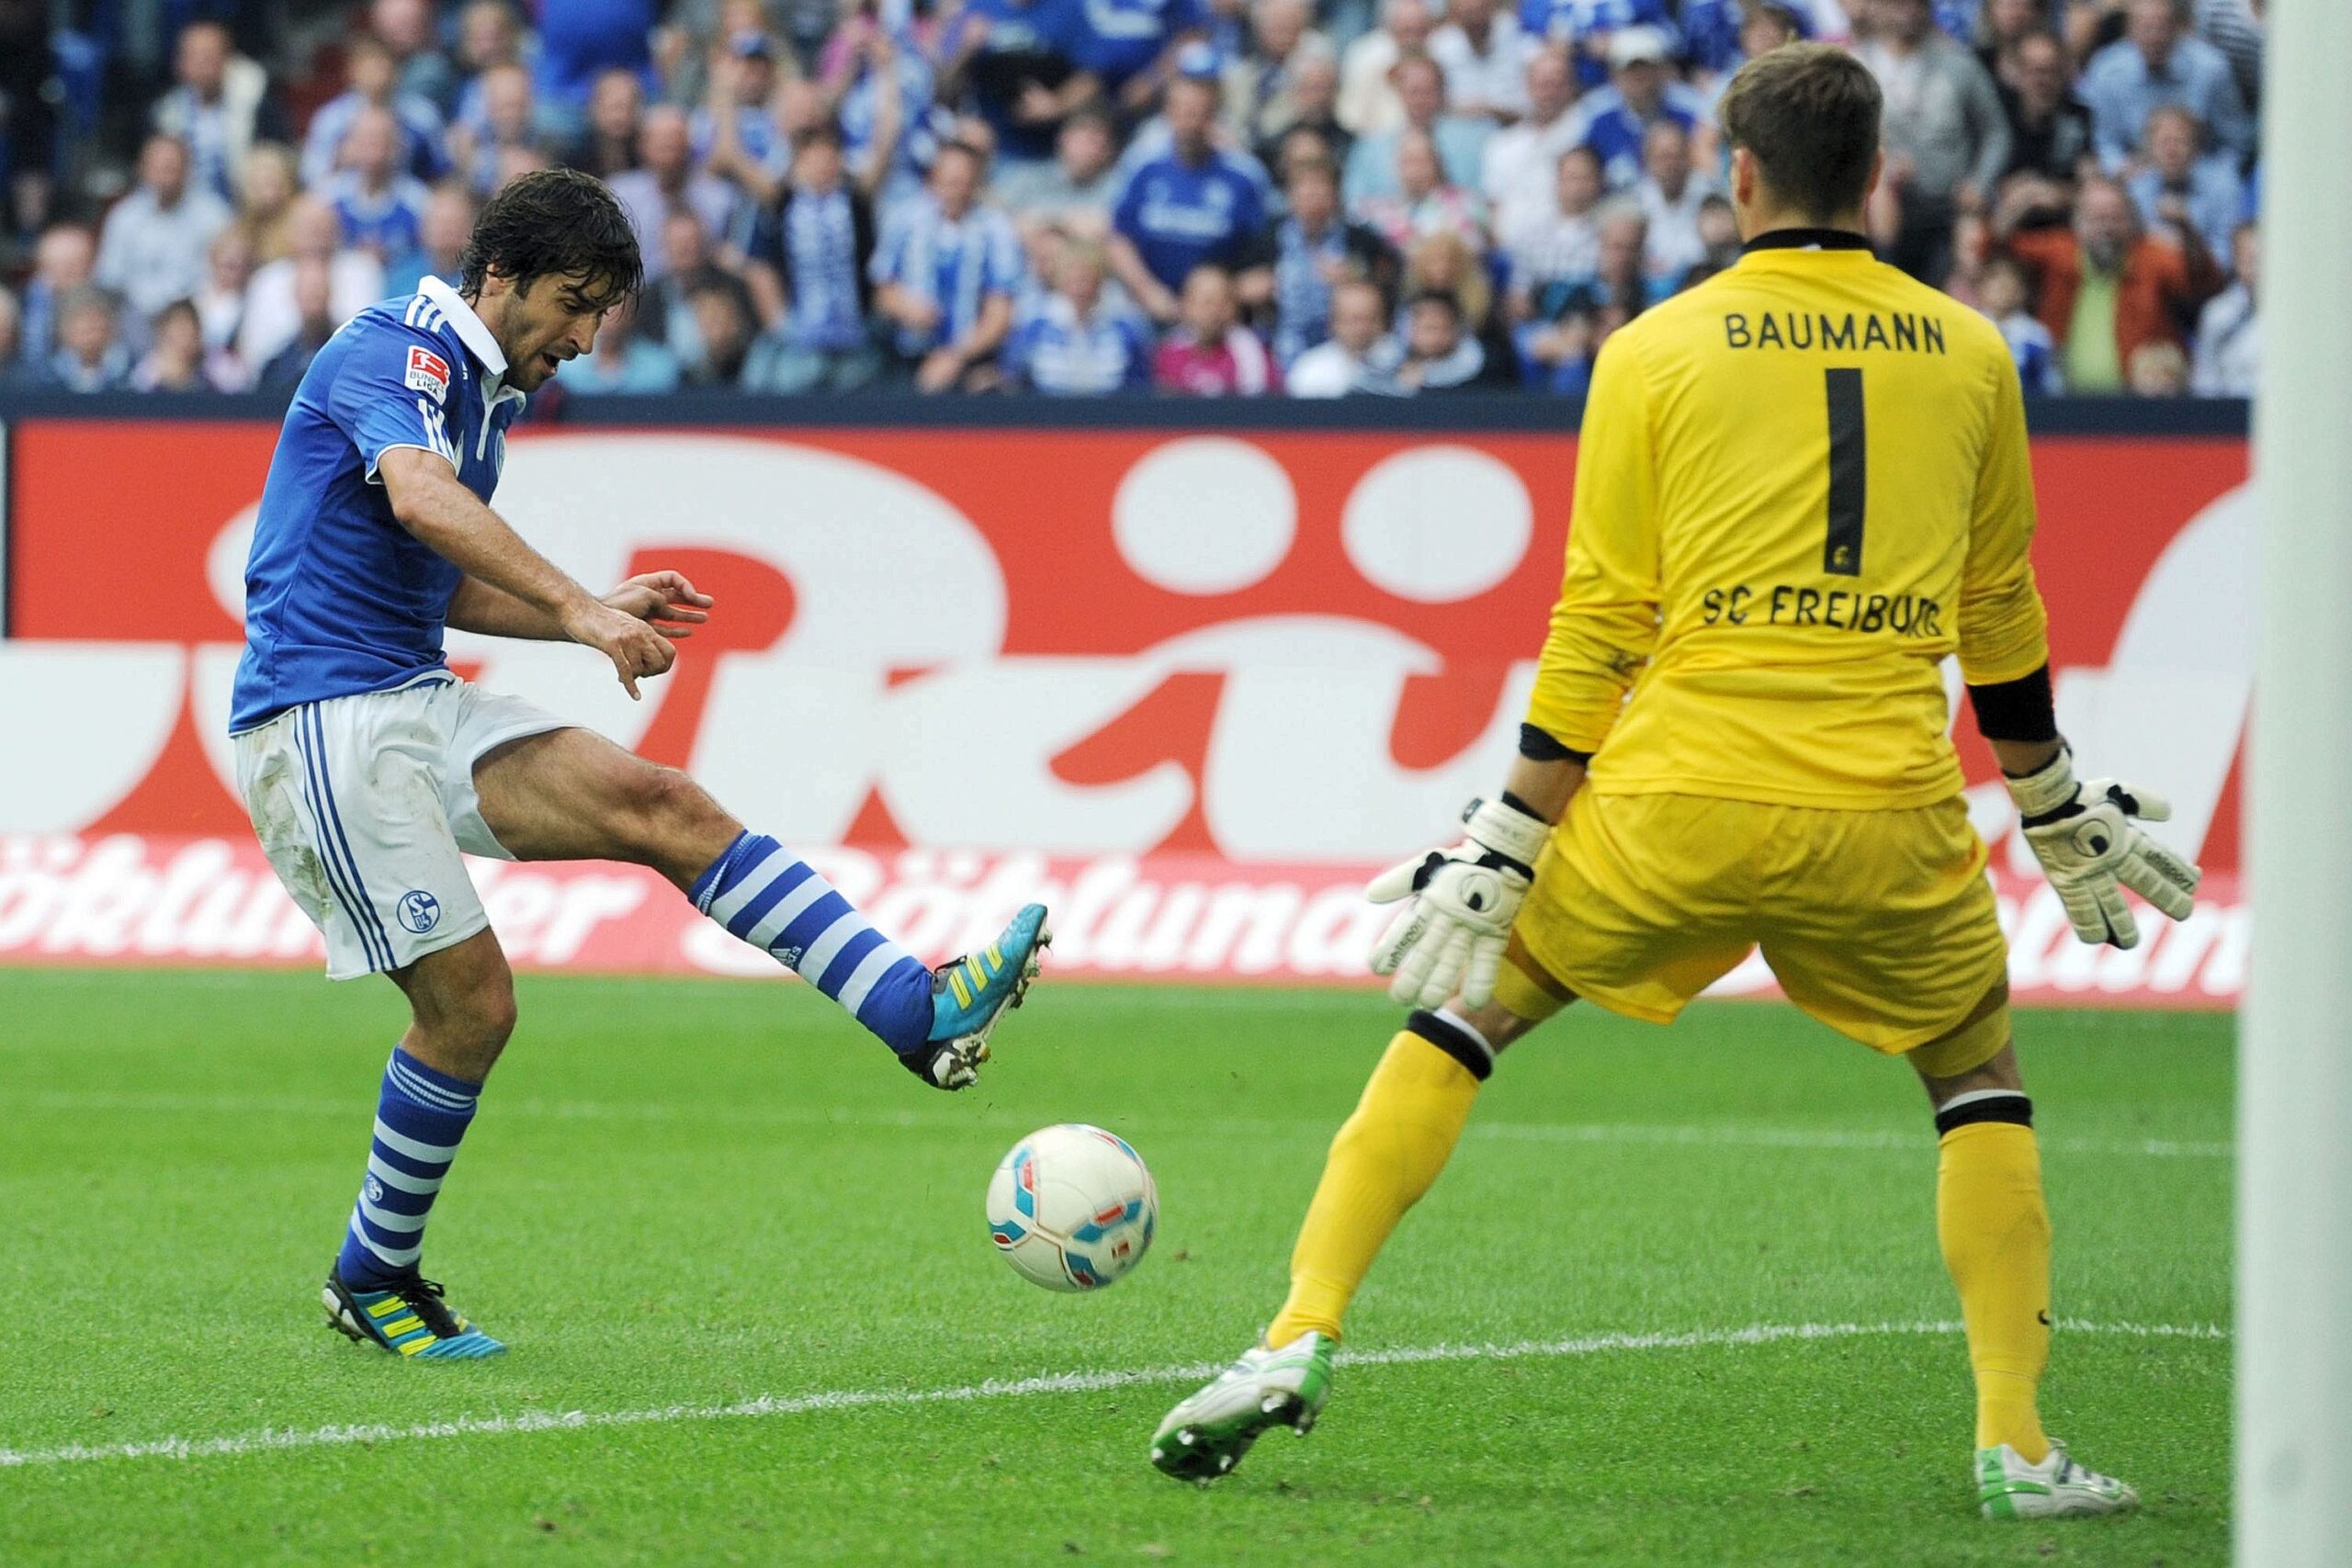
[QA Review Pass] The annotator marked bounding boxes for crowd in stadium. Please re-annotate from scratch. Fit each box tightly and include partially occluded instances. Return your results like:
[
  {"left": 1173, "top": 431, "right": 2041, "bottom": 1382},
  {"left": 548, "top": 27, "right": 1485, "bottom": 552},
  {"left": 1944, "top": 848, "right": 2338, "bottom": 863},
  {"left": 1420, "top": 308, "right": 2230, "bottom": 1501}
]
[{"left": 0, "top": 0, "right": 2263, "bottom": 399}]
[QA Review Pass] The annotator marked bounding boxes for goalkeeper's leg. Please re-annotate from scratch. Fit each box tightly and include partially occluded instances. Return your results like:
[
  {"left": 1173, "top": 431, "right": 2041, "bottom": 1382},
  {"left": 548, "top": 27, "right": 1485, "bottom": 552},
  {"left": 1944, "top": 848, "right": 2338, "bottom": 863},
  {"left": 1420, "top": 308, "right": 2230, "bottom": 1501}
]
[
  {"left": 1151, "top": 974, "right": 1561, "bottom": 1481},
  {"left": 1914, "top": 998, "right": 2135, "bottom": 1518}
]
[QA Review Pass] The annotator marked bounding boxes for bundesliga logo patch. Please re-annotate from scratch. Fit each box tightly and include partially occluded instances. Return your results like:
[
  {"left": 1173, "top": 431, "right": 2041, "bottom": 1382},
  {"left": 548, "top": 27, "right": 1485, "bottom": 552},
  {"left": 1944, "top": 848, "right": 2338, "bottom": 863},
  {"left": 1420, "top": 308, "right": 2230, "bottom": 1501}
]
[{"left": 405, "top": 345, "right": 452, "bottom": 401}]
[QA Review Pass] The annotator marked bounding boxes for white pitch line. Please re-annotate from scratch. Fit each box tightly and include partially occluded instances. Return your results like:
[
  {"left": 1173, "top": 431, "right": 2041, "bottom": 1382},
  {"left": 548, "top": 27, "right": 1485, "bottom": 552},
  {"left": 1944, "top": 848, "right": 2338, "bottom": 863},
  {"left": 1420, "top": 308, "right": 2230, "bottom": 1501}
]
[
  {"left": 19, "top": 1091, "right": 2233, "bottom": 1160},
  {"left": 0, "top": 1317, "right": 2226, "bottom": 1472}
]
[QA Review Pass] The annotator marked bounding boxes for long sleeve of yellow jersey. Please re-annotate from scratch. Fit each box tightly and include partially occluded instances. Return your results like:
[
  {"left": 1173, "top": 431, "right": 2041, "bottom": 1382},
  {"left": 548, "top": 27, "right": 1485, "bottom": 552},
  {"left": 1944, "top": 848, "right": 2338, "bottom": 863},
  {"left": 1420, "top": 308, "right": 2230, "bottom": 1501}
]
[
  {"left": 1525, "top": 333, "right": 1663, "bottom": 753},
  {"left": 1955, "top": 353, "right": 2052, "bottom": 686}
]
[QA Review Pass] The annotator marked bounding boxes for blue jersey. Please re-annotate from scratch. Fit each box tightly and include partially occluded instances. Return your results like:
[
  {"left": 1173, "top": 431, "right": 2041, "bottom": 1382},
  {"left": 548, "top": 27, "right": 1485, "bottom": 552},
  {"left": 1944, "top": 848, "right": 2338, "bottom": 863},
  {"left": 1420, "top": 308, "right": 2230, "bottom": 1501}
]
[
  {"left": 1515, "top": 0, "right": 1674, "bottom": 86},
  {"left": 1072, "top": 0, "right": 1205, "bottom": 85},
  {"left": 1112, "top": 148, "right": 1265, "bottom": 293},
  {"left": 325, "top": 172, "right": 432, "bottom": 260},
  {"left": 961, "top": 0, "right": 1088, "bottom": 161},
  {"left": 1571, "top": 81, "right": 1705, "bottom": 189},
  {"left": 1007, "top": 293, "right": 1155, "bottom": 392},
  {"left": 231, "top": 278, "right": 527, "bottom": 733},
  {"left": 869, "top": 197, "right": 1026, "bottom": 355}
]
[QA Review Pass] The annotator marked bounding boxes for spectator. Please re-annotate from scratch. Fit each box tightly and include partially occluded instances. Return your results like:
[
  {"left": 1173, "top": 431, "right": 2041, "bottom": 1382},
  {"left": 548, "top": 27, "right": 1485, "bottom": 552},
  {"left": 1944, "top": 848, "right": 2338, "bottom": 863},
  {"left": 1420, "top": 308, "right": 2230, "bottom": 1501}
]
[
  {"left": 1355, "top": 130, "right": 1488, "bottom": 256},
  {"left": 1401, "top": 229, "right": 1507, "bottom": 364},
  {"left": 638, "top": 209, "right": 752, "bottom": 355},
  {"left": 324, "top": 107, "right": 434, "bottom": 263},
  {"left": 151, "top": 20, "right": 286, "bottom": 203},
  {"left": 1675, "top": 191, "right": 1743, "bottom": 288},
  {"left": 1430, "top": 0, "right": 1533, "bottom": 124},
  {"left": 1239, "top": 154, "right": 1399, "bottom": 365},
  {"left": 1521, "top": 0, "right": 1676, "bottom": 91},
  {"left": 2125, "top": 338, "right": 2189, "bottom": 396},
  {"left": 452, "top": 2, "right": 534, "bottom": 135},
  {"left": 386, "top": 183, "right": 477, "bottom": 296},
  {"left": 1344, "top": 54, "right": 1491, "bottom": 206},
  {"left": 1505, "top": 143, "right": 1604, "bottom": 304},
  {"left": 744, "top": 127, "right": 888, "bottom": 393},
  {"left": 2194, "top": 0, "right": 2262, "bottom": 115},
  {"left": 1971, "top": 0, "right": 2043, "bottom": 80},
  {"left": 1338, "top": 0, "right": 1436, "bottom": 135},
  {"left": 1695, "top": 1, "right": 1805, "bottom": 116},
  {"left": 96, "top": 133, "right": 234, "bottom": 328},
  {"left": 571, "top": 298, "right": 684, "bottom": 394},
  {"left": 1569, "top": 26, "right": 1704, "bottom": 190},
  {"left": 1, "top": 8, "right": 59, "bottom": 233},
  {"left": 1073, "top": 0, "right": 1210, "bottom": 116},
  {"left": 610, "top": 106, "right": 739, "bottom": 278},
  {"left": 1996, "top": 28, "right": 2095, "bottom": 183},
  {"left": 1481, "top": 48, "right": 1581, "bottom": 251},
  {"left": 1225, "top": 0, "right": 1335, "bottom": 153},
  {"left": 2080, "top": 0, "right": 2253, "bottom": 171},
  {"left": 1006, "top": 239, "right": 1155, "bottom": 392},
  {"left": 1633, "top": 118, "right": 1716, "bottom": 282},
  {"left": 46, "top": 288, "right": 132, "bottom": 392},
  {"left": 1394, "top": 288, "right": 1490, "bottom": 390},
  {"left": 2126, "top": 103, "right": 2242, "bottom": 263},
  {"left": 375, "top": 0, "right": 459, "bottom": 113},
  {"left": 2003, "top": 174, "right": 2221, "bottom": 393},
  {"left": 941, "top": 0, "right": 1098, "bottom": 168},
  {"left": 1287, "top": 276, "right": 1405, "bottom": 394},
  {"left": 0, "top": 290, "right": 28, "bottom": 389},
  {"left": 831, "top": 17, "right": 942, "bottom": 209},
  {"left": 568, "top": 68, "right": 647, "bottom": 178},
  {"left": 234, "top": 143, "right": 301, "bottom": 262},
  {"left": 1589, "top": 197, "right": 1668, "bottom": 315},
  {"left": 683, "top": 276, "right": 759, "bottom": 386},
  {"left": 1001, "top": 107, "right": 1125, "bottom": 234},
  {"left": 537, "top": 0, "right": 657, "bottom": 131},
  {"left": 456, "top": 63, "right": 554, "bottom": 196},
  {"left": 17, "top": 224, "right": 98, "bottom": 370},
  {"left": 2189, "top": 220, "right": 2256, "bottom": 397},
  {"left": 1511, "top": 275, "right": 1600, "bottom": 393},
  {"left": 300, "top": 34, "right": 448, "bottom": 187},
  {"left": 871, "top": 141, "right": 1024, "bottom": 391},
  {"left": 1154, "top": 264, "right": 1281, "bottom": 393},
  {"left": 1109, "top": 76, "right": 1265, "bottom": 321},
  {"left": 132, "top": 299, "right": 213, "bottom": 392},
  {"left": 1975, "top": 248, "right": 2063, "bottom": 393},
  {"left": 1255, "top": 55, "right": 1354, "bottom": 175},
  {"left": 1855, "top": 0, "right": 2010, "bottom": 285},
  {"left": 696, "top": 33, "right": 793, "bottom": 206},
  {"left": 195, "top": 228, "right": 255, "bottom": 373},
  {"left": 240, "top": 197, "right": 385, "bottom": 369}
]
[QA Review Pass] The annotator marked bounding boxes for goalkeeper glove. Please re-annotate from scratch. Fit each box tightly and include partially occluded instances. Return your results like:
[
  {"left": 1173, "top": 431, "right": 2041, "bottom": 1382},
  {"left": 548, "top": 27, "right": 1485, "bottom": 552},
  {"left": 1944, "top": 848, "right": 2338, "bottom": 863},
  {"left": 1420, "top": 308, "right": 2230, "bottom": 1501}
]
[
  {"left": 1367, "top": 796, "right": 1551, "bottom": 1010},
  {"left": 2006, "top": 746, "right": 2201, "bottom": 950}
]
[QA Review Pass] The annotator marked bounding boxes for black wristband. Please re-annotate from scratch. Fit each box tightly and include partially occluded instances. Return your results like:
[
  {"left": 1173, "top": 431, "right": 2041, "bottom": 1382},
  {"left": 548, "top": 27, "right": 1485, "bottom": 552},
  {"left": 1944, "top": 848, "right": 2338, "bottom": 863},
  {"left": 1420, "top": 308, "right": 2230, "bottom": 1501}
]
[
  {"left": 1967, "top": 664, "right": 2059, "bottom": 744},
  {"left": 1519, "top": 724, "right": 1593, "bottom": 766}
]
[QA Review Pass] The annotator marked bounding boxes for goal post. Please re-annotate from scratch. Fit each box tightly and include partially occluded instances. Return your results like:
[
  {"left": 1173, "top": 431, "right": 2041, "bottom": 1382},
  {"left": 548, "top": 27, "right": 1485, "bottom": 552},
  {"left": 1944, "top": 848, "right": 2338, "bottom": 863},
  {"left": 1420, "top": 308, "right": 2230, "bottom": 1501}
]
[{"left": 2241, "top": 2, "right": 2352, "bottom": 1562}]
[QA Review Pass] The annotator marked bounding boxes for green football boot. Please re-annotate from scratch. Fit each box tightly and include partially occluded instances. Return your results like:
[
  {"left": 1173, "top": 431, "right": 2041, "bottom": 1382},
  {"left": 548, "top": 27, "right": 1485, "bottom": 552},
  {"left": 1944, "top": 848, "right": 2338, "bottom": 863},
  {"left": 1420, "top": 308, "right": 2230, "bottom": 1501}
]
[{"left": 1150, "top": 1332, "right": 1335, "bottom": 1483}]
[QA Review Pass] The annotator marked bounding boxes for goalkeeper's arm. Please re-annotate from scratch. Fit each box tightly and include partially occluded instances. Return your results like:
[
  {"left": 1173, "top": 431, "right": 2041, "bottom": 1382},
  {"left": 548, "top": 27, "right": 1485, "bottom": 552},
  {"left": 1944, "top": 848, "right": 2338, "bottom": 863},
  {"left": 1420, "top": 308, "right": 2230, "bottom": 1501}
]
[{"left": 1966, "top": 664, "right": 2200, "bottom": 950}]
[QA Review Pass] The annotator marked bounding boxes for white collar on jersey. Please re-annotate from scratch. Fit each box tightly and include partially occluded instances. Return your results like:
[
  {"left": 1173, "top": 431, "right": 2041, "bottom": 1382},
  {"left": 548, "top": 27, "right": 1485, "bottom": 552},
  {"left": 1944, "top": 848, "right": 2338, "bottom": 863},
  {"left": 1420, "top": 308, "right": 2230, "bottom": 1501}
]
[{"left": 418, "top": 275, "right": 506, "bottom": 378}]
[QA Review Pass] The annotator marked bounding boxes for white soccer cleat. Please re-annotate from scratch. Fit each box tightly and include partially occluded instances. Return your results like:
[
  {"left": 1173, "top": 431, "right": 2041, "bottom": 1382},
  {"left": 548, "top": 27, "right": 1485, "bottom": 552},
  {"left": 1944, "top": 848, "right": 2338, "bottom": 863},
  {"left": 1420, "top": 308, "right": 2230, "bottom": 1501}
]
[
  {"left": 1149, "top": 1332, "right": 1335, "bottom": 1483},
  {"left": 1976, "top": 1439, "right": 2139, "bottom": 1519}
]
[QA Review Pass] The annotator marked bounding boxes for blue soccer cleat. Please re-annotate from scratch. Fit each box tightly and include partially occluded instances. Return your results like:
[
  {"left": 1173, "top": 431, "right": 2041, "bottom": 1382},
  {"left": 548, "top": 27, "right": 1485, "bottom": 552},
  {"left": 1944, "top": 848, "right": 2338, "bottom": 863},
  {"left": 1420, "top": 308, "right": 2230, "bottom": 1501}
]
[
  {"left": 907, "top": 903, "right": 1051, "bottom": 1090},
  {"left": 323, "top": 1266, "right": 506, "bottom": 1359}
]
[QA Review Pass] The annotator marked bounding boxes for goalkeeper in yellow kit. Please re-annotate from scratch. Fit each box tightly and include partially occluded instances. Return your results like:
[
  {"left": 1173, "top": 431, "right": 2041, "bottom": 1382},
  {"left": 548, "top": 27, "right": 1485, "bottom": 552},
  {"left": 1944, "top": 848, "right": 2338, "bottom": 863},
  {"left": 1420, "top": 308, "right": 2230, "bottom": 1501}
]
[{"left": 1150, "top": 44, "right": 2200, "bottom": 1519}]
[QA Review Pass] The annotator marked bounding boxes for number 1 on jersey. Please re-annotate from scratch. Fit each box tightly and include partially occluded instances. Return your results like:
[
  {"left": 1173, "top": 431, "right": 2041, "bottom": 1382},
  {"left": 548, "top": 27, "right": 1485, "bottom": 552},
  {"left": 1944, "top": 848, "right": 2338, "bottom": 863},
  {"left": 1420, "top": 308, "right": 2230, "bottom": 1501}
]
[{"left": 1824, "top": 367, "right": 1865, "bottom": 577}]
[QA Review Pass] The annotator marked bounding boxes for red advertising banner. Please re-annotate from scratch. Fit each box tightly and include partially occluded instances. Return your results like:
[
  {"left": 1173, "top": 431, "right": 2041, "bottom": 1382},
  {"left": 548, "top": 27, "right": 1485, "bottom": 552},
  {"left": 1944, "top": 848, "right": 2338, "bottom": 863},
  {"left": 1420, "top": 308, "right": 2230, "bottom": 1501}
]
[{"left": 1, "top": 420, "right": 2252, "bottom": 1001}]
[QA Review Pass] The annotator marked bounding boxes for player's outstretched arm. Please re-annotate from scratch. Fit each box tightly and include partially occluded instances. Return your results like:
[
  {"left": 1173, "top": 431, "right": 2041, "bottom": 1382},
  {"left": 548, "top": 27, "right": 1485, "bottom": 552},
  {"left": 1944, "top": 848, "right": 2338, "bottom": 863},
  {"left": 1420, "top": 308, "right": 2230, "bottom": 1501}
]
[
  {"left": 448, "top": 571, "right": 714, "bottom": 645},
  {"left": 1971, "top": 671, "right": 2202, "bottom": 951},
  {"left": 379, "top": 447, "right": 677, "bottom": 699}
]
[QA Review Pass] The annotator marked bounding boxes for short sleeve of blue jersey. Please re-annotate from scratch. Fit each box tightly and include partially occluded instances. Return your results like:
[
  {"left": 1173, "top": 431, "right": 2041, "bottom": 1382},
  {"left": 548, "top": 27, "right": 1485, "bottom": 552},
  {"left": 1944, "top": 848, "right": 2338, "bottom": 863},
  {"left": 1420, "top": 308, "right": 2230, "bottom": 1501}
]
[{"left": 324, "top": 315, "right": 461, "bottom": 484}]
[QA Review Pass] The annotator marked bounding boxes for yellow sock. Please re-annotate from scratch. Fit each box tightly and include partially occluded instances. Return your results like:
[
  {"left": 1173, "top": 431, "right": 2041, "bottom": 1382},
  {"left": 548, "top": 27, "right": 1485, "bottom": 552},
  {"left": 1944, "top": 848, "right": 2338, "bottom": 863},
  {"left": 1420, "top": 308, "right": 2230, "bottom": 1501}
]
[
  {"left": 1266, "top": 1030, "right": 1482, "bottom": 1348},
  {"left": 1937, "top": 1119, "right": 2052, "bottom": 1462}
]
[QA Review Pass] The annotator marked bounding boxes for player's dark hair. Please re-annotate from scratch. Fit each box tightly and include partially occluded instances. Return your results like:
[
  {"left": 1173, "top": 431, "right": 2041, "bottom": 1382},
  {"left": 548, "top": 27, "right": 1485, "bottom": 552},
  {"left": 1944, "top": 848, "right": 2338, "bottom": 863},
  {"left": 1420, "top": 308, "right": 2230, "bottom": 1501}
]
[
  {"left": 459, "top": 167, "right": 643, "bottom": 309},
  {"left": 1718, "top": 43, "right": 1882, "bottom": 223}
]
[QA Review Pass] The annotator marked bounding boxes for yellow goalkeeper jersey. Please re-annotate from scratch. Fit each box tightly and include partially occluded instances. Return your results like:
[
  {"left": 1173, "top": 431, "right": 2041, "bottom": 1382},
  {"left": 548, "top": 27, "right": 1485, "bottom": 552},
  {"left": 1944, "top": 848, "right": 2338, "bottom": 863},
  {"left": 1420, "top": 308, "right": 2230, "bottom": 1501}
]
[{"left": 1525, "top": 231, "right": 2051, "bottom": 810}]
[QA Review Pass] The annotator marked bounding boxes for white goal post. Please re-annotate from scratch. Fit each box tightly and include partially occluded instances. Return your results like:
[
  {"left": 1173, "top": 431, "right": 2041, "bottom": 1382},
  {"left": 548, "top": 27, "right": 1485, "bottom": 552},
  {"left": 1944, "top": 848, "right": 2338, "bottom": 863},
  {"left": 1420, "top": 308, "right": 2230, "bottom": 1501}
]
[{"left": 2242, "top": 2, "right": 2352, "bottom": 1562}]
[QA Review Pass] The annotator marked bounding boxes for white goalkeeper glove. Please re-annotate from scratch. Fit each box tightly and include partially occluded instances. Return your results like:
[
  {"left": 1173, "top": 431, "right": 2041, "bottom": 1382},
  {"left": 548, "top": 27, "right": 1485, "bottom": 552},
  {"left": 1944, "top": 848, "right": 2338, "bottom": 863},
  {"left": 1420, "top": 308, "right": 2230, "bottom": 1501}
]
[
  {"left": 1366, "top": 796, "right": 1551, "bottom": 1010},
  {"left": 2006, "top": 746, "right": 2201, "bottom": 950}
]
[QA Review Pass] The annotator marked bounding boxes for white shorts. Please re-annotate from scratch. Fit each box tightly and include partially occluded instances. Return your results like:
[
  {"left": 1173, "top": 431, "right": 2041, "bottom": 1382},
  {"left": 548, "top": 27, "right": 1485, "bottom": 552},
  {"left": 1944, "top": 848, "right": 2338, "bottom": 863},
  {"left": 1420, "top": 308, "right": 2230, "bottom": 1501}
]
[{"left": 232, "top": 675, "right": 571, "bottom": 979}]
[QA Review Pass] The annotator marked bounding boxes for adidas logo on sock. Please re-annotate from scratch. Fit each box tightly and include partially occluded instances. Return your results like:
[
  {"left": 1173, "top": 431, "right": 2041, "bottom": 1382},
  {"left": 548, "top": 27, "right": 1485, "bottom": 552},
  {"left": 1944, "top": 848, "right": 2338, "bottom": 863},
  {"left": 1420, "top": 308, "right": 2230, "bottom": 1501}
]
[{"left": 776, "top": 945, "right": 804, "bottom": 966}]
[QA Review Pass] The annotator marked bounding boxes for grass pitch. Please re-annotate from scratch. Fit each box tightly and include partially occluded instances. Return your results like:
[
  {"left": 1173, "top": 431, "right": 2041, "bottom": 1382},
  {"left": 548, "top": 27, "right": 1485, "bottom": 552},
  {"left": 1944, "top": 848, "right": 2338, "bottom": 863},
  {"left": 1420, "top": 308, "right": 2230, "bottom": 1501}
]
[{"left": 2, "top": 969, "right": 2229, "bottom": 1566}]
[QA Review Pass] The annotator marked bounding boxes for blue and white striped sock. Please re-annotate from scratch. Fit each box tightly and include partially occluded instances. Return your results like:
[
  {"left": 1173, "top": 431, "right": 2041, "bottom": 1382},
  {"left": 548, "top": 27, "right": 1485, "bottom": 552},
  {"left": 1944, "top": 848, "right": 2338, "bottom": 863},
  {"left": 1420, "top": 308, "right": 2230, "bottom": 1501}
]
[
  {"left": 691, "top": 831, "right": 933, "bottom": 1055},
  {"left": 334, "top": 1046, "right": 479, "bottom": 1290}
]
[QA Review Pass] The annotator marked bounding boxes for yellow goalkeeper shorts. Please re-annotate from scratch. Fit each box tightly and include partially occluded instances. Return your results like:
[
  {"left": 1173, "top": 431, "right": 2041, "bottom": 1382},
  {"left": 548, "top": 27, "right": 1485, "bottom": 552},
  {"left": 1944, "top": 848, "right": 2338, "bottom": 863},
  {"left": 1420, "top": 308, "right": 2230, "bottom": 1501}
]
[{"left": 1498, "top": 790, "right": 2010, "bottom": 1067}]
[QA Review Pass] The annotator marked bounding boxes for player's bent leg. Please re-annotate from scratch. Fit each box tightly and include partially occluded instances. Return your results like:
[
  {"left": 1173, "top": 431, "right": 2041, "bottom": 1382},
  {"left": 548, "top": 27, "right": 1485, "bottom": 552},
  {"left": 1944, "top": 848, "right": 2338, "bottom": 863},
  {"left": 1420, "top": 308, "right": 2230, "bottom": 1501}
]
[
  {"left": 1151, "top": 981, "right": 1558, "bottom": 1483},
  {"left": 322, "top": 929, "right": 513, "bottom": 1359},
  {"left": 469, "top": 728, "right": 1048, "bottom": 1089},
  {"left": 1911, "top": 999, "right": 2136, "bottom": 1519}
]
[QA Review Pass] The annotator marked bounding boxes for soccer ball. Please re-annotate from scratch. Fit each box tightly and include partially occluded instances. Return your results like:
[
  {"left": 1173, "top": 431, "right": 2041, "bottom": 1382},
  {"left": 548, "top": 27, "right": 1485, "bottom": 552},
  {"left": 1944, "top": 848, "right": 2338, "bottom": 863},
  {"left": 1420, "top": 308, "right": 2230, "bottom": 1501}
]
[{"left": 986, "top": 1123, "right": 1158, "bottom": 1292}]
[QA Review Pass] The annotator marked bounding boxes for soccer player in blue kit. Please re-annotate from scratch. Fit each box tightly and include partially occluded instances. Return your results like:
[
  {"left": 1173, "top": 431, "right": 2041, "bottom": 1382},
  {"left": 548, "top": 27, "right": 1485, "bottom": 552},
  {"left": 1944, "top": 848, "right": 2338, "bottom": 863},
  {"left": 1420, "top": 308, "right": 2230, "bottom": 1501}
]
[{"left": 230, "top": 169, "right": 1050, "bottom": 1359}]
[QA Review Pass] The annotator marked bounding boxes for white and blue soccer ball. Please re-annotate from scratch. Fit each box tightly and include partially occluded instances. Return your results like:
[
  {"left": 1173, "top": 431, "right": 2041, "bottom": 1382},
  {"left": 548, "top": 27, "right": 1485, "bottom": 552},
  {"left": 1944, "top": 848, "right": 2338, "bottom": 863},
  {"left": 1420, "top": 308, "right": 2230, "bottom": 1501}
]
[{"left": 986, "top": 1123, "right": 1158, "bottom": 1292}]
